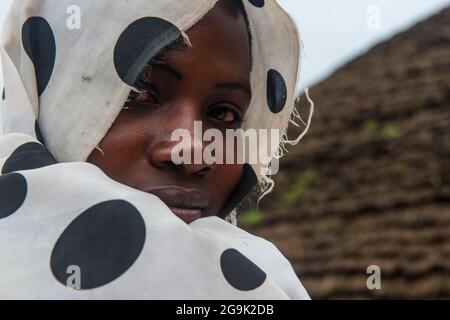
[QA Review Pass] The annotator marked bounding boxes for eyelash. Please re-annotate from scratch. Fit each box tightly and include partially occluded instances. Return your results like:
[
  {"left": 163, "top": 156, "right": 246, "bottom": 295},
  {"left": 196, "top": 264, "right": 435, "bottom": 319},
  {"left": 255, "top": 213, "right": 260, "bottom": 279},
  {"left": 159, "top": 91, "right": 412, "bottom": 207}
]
[
  {"left": 207, "top": 105, "right": 244, "bottom": 127},
  {"left": 125, "top": 85, "right": 160, "bottom": 107},
  {"left": 125, "top": 86, "right": 244, "bottom": 127}
]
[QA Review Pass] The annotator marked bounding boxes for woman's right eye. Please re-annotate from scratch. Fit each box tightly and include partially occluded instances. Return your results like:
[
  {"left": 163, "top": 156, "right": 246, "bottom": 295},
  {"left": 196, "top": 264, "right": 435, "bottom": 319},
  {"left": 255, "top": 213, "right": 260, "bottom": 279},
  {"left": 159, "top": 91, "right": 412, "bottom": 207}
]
[
  {"left": 131, "top": 91, "right": 158, "bottom": 103},
  {"left": 125, "top": 86, "right": 160, "bottom": 108}
]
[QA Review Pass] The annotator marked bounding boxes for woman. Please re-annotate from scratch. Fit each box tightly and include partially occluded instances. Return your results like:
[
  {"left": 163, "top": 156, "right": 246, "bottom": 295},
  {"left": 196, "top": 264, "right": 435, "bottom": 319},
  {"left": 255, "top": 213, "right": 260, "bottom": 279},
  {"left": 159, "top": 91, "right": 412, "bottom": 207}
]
[{"left": 0, "top": 0, "right": 311, "bottom": 299}]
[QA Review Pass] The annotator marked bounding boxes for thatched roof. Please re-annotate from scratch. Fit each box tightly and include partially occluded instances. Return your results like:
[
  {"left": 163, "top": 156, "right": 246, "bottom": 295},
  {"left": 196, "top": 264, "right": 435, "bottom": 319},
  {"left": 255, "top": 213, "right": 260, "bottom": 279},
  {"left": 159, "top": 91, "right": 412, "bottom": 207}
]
[{"left": 244, "top": 6, "right": 450, "bottom": 299}]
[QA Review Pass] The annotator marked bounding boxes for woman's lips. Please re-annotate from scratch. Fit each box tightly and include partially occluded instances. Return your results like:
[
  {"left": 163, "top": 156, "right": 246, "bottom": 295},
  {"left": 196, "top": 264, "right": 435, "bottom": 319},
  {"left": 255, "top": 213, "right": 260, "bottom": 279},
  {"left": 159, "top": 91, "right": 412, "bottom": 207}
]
[
  {"left": 145, "top": 186, "right": 209, "bottom": 224},
  {"left": 168, "top": 207, "right": 202, "bottom": 224}
]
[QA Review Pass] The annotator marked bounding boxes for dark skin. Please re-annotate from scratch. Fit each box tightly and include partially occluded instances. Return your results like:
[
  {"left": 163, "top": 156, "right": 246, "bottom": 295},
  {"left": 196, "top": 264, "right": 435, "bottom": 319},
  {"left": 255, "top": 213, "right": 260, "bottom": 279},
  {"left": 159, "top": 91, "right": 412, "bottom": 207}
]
[{"left": 87, "top": 0, "right": 252, "bottom": 223}]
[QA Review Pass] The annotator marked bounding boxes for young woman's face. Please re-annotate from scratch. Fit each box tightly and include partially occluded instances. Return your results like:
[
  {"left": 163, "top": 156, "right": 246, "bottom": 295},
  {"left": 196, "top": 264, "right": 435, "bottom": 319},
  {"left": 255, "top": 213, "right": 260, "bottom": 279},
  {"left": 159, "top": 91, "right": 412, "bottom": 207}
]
[{"left": 87, "top": 1, "right": 252, "bottom": 224}]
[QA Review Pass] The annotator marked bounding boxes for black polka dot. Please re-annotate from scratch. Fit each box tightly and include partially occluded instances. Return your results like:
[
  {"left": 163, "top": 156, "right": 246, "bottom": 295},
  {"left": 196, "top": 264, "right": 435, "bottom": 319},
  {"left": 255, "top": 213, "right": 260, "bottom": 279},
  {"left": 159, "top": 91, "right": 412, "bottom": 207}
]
[
  {"left": 221, "top": 249, "right": 267, "bottom": 291},
  {"left": 22, "top": 17, "right": 56, "bottom": 96},
  {"left": 219, "top": 164, "right": 257, "bottom": 218},
  {"left": 51, "top": 200, "right": 146, "bottom": 290},
  {"left": 249, "top": 0, "right": 265, "bottom": 8},
  {"left": 114, "top": 17, "right": 182, "bottom": 86},
  {"left": 1, "top": 142, "right": 56, "bottom": 174},
  {"left": 0, "top": 173, "right": 27, "bottom": 219},
  {"left": 35, "top": 120, "right": 45, "bottom": 145},
  {"left": 1, "top": 87, "right": 5, "bottom": 100},
  {"left": 267, "top": 69, "right": 287, "bottom": 114}
]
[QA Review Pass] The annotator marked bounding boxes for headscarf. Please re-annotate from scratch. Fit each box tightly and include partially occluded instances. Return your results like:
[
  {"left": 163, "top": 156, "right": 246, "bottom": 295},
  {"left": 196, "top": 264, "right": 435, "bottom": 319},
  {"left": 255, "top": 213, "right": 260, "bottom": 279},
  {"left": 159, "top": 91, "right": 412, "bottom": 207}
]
[{"left": 0, "top": 0, "right": 310, "bottom": 299}]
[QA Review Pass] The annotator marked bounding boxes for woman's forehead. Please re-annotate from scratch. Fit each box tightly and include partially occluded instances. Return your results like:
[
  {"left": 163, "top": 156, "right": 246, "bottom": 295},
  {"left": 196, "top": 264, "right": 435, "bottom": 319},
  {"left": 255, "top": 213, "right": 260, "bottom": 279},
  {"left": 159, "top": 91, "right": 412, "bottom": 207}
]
[{"left": 163, "top": 1, "right": 252, "bottom": 77}]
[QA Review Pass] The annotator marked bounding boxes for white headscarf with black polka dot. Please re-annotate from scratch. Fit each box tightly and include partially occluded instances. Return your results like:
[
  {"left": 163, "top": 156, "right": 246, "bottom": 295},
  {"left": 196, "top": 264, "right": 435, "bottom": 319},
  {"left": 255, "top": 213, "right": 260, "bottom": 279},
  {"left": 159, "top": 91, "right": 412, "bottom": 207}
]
[{"left": 0, "top": 0, "right": 310, "bottom": 299}]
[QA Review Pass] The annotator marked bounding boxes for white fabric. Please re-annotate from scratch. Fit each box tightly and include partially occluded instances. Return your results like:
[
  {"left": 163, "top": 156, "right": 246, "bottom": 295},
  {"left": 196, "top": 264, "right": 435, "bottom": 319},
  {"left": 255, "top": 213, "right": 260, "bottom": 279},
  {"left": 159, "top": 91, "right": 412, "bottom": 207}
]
[
  {"left": 0, "top": 0, "right": 309, "bottom": 299},
  {"left": 1, "top": 0, "right": 301, "bottom": 175},
  {"left": 0, "top": 135, "right": 309, "bottom": 300}
]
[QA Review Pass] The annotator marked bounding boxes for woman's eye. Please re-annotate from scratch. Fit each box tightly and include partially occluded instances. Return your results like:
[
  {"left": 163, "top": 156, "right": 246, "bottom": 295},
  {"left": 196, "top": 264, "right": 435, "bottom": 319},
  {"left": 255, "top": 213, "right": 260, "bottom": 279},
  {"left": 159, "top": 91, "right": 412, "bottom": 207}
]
[
  {"left": 125, "top": 87, "right": 159, "bottom": 108},
  {"left": 208, "top": 105, "right": 243, "bottom": 126},
  {"left": 136, "top": 91, "right": 158, "bottom": 103}
]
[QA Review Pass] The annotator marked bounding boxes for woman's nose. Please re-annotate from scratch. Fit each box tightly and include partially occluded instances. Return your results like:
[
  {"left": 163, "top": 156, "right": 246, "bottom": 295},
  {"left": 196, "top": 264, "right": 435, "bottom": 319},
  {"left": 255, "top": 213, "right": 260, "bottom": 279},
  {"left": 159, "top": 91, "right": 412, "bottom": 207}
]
[{"left": 148, "top": 111, "right": 215, "bottom": 177}]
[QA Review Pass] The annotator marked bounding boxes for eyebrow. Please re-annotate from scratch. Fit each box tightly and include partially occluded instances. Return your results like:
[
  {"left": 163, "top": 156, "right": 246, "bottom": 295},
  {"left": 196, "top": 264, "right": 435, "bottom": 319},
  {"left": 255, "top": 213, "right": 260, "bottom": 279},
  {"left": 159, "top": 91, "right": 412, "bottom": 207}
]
[
  {"left": 151, "top": 60, "right": 183, "bottom": 81},
  {"left": 216, "top": 82, "right": 252, "bottom": 97},
  {"left": 150, "top": 59, "right": 252, "bottom": 97}
]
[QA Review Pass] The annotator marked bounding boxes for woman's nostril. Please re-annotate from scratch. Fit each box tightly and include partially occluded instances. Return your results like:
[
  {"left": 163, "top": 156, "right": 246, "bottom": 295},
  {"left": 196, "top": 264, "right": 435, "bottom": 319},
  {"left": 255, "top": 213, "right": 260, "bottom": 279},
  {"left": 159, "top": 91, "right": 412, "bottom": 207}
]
[
  {"left": 169, "top": 161, "right": 184, "bottom": 172},
  {"left": 195, "top": 166, "right": 212, "bottom": 177},
  {"left": 177, "top": 161, "right": 215, "bottom": 176}
]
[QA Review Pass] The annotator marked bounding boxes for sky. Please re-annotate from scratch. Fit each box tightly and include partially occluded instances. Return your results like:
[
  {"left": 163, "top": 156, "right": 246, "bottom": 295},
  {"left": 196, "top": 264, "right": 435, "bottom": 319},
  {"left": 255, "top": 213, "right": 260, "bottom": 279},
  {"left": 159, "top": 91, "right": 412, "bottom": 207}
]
[
  {"left": 277, "top": 0, "right": 450, "bottom": 86},
  {"left": 0, "top": 0, "right": 449, "bottom": 127}
]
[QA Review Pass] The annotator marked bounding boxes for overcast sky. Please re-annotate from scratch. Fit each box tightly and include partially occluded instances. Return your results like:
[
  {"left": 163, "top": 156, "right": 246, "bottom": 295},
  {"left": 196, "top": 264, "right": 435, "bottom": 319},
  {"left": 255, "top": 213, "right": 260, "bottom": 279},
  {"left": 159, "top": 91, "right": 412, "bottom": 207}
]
[
  {"left": 278, "top": 0, "right": 450, "bottom": 86},
  {"left": 0, "top": 0, "right": 449, "bottom": 118}
]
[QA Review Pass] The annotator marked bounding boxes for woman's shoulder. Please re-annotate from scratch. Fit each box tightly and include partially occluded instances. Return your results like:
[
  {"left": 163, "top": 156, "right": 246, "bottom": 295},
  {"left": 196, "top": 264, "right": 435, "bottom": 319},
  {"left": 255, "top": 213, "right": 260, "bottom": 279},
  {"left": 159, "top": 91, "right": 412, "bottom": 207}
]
[{"left": 190, "top": 217, "right": 311, "bottom": 300}]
